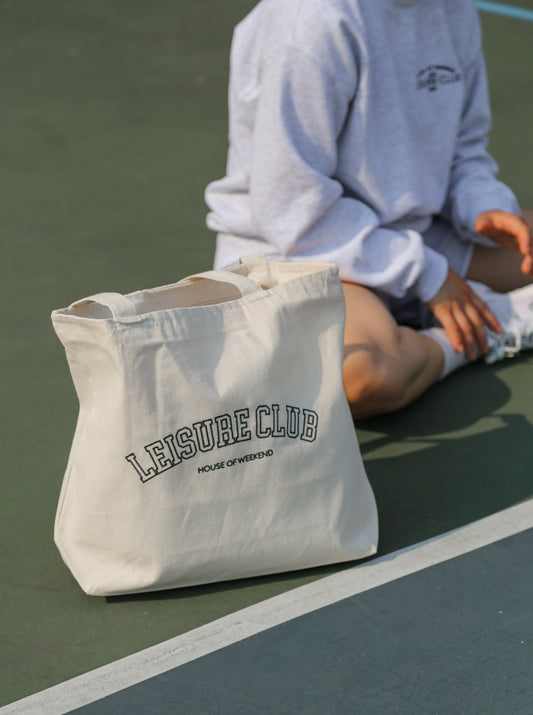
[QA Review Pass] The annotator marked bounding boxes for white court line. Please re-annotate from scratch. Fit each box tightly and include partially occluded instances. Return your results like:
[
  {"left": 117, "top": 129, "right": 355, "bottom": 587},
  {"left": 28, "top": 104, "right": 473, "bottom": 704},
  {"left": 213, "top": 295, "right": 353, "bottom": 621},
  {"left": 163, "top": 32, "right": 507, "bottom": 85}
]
[
  {"left": 3, "top": 499, "right": 533, "bottom": 715},
  {"left": 476, "top": 1, "right": 533, "bottom": 22}
]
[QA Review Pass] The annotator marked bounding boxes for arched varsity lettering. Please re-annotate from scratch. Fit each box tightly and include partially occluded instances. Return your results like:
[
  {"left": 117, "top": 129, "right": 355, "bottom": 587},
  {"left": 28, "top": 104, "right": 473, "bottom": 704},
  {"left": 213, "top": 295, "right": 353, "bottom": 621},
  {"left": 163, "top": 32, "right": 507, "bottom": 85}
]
[
  {"left": 234, "top": 408, "right": 252, "bottom": 442},
  {"left": 301, "top": 409, "right": 319, "bottom": 442},
  {"left": 125, "top": 453, "right": 157, "bottom": 482},
  {"left": 145, "top": 440, "right": 174, "bottom": 470},
  {"left": 285, "top": 405, "right": 300, "bottom": 439},
  {"left": 271, "top": 404, "right": 286, "bottom": 437},
  {"left": 193, "top": 419, "right": 215, "bottom": 453},
  {"left": 163, "top": 434, "right": 182, "bottom": 465},
  {"left": 176, "top": 427, "right": 197, "bottom": 460},
  {"left": 215, "top": 414, "right": 236, "bottom": 448},
  {"left": 255, "top": 405, "right": 272, "bottom": 438}
]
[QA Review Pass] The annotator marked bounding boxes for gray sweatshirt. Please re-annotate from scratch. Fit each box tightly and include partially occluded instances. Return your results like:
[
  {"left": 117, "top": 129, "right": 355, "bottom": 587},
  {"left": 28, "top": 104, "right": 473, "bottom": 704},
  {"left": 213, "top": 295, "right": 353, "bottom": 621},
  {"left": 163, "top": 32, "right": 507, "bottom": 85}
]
[{"left": 205, "top": 0, "right": 519, "bottom": 301}]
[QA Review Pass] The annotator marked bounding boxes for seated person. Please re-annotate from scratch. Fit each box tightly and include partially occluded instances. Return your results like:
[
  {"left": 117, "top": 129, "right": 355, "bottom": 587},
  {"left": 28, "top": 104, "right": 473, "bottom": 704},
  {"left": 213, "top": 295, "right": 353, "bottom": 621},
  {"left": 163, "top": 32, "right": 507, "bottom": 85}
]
[{"left": 205, "top": 0, "right": 533, "bottom": 417}]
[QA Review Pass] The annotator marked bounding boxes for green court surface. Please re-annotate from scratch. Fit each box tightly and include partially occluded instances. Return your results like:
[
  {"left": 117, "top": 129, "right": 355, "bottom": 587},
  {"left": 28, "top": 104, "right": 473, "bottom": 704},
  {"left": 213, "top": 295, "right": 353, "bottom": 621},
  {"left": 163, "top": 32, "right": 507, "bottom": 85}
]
[{"left": 1, "top": 1, "right": 532, "bottom": 709}]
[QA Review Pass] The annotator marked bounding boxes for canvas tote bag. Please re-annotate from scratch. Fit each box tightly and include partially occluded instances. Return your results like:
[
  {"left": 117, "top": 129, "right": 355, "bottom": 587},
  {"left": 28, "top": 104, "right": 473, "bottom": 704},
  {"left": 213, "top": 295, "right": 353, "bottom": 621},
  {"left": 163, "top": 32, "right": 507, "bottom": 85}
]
[{"left": 51, "top": 257, "right": 378, "bottom": 596}]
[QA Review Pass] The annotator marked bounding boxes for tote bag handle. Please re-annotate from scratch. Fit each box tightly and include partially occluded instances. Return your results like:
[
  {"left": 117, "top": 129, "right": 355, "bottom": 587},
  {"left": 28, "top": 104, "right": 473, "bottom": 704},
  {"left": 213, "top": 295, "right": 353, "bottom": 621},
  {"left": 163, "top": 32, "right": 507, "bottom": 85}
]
[
  {"left": 69, "top": 292, "right": 138, "bottom": 319},
  {"left": 178, "top": 269, "right": 263, "bottom": 297},
  {"left": 68, "top": 270, "right": 264, "bottom": 319}
]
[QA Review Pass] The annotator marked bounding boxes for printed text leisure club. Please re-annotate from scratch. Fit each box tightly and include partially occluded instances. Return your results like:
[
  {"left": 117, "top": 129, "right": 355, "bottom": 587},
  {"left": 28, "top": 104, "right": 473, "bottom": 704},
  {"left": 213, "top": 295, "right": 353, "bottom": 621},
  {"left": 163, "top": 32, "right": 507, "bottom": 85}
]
[{"left": 126, "top": 403, "right": 319, "bottom": 482}]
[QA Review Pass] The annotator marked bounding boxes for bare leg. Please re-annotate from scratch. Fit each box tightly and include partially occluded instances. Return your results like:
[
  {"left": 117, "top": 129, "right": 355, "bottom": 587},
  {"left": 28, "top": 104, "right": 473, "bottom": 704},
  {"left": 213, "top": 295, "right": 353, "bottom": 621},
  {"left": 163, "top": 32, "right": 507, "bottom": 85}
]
[
  {"left": 344, "top": 211, "right": 533, "bottom": 417},
  {"left": 467, "top": 244, "right": 533, "bottom": 292},
  {"left": 342, "top": 282, "right": 444, "bottom": 418}
]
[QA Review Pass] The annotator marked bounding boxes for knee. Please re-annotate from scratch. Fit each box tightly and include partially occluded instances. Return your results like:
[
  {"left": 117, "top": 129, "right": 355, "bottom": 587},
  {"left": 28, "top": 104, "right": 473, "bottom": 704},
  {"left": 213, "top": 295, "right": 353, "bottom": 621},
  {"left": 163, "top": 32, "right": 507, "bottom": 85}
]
[{"left": 342, "top": 343, "right": 406, "bottom": 417}]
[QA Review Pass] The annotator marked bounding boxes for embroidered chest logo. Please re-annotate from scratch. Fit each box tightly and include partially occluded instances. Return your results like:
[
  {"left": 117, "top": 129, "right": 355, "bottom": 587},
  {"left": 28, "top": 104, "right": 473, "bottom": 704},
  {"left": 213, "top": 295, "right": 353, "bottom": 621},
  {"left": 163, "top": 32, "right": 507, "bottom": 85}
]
[{"left": 417, "top": 65, "right": 463, "bottom": 92}]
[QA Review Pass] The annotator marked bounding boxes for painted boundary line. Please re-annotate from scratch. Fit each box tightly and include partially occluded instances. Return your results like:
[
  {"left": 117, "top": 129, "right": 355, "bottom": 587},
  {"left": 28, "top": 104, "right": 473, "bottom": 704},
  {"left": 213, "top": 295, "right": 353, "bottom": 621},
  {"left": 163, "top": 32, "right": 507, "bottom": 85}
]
[
  {"left": 477, "top": 0, "right": 533, "bottom": 22},
  {"left": 3, "top": 499, "right": 533, "bottom": 715}
]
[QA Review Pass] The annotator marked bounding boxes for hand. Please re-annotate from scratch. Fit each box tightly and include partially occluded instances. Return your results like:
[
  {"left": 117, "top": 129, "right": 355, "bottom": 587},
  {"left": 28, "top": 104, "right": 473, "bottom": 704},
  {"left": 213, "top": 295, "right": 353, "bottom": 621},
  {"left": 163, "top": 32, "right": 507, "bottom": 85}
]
[
  {"left": 426, "top": 268, "right": 502, "bottom": 360},
  {"left": 475, "top": 210, "right": 533, "bottom": 276}
]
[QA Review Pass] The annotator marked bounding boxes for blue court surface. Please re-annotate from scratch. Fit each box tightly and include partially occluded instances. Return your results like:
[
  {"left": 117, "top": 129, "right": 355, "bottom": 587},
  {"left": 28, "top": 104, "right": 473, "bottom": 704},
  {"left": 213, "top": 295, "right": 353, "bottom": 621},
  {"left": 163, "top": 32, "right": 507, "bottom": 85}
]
[{"left": 4, "top": 501, "right": 533, "bottom": 714}]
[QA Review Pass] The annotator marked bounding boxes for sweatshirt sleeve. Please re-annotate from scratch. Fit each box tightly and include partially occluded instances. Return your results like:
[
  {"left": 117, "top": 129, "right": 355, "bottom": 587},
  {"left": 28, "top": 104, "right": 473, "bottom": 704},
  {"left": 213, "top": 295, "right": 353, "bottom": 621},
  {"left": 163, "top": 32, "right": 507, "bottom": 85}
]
[
  {"left": 442, "top": 10, "right": 520, "bottom": 240},
  {"left": 248, "top": 47, "right": 448, "bottom": 301}
]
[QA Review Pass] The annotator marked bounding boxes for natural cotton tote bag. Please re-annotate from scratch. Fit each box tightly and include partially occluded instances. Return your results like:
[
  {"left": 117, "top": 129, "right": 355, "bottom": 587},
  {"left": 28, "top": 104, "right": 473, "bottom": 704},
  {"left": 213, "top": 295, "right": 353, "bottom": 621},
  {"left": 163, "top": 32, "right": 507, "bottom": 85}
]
[{"left": 51, "top": 257, "right": 378, "bottom": 596}]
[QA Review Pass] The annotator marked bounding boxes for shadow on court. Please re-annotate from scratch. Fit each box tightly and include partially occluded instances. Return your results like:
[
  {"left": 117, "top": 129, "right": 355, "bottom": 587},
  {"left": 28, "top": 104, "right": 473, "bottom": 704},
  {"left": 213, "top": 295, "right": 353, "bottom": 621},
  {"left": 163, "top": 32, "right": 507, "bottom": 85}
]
[{"left": 357, "top": 358, "right": 533, "bottom": 553}]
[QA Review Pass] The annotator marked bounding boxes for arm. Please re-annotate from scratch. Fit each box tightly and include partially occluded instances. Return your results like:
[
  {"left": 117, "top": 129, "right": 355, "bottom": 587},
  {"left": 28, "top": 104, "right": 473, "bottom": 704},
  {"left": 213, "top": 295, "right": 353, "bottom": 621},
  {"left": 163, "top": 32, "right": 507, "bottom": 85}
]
[
  {"left": 430, "top": 8, "right": 531, "bottom": 356},
  {"left": 442, "top": 9, "right": 520, "bottom": 239},
  {"left": 248, "top": 47, "right": 448, "bottom": 301},
  {"left": 253, "top": 48, "right": 502, "bottom": 357}
]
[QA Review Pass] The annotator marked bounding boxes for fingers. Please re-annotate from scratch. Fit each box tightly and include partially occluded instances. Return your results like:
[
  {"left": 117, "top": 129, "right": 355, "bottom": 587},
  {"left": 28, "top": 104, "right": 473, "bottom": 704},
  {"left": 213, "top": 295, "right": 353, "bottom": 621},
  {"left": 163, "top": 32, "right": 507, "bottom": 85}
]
[
  {"left": 475, "top": 211, "right": 533, "bottom": 273},
  {"left": 434, "top": 300, "right": 483, "bottom": 361},
  {"left": 521, "top": 253, "right": 533, "bottom": 276},
  {"left": 504, "top": 213, "right": 532, "bottom": 258},
  {"left": 449, "top": 300, "right": 485, "bottom": 361},
  {"left": 462, "top": 300, "right": 488, "bottom": 358},
  {"left": 475, "top": 210, "right": 527, "bottom": 241},
  {"left": 437, "top": 308, "right": 465, "bottom": 355},
  {"left": 427, "top": 270, "right": 502, "bottom": 360},
  {"left": 470, "top": 291, "right": 502, "bottom": 334},
  {"left": 500, "top": 215, "right": 533, "bottom": 276}
]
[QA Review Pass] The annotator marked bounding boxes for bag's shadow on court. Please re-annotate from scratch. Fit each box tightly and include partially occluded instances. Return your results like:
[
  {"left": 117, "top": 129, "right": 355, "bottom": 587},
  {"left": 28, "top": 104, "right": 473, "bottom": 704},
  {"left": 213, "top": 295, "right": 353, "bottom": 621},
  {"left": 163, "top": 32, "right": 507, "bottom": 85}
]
[{"left": 108, "top": 358, "right": 532, "bottom": 603}]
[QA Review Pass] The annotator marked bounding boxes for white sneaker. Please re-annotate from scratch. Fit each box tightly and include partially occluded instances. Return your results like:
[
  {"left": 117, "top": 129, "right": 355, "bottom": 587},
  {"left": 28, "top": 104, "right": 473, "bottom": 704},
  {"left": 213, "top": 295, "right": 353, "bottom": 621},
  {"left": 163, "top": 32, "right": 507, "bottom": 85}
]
[{"left": 468, "top": 281, "right": 533, "bottom": 365}]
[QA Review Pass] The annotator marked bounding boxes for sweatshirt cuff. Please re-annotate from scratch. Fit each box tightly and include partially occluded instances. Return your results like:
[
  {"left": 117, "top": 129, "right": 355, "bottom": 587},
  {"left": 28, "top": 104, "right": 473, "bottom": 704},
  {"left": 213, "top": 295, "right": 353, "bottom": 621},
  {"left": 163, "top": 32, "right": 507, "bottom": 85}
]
[{"left": 414, "top": 247, "right": 449, "bottom": 303}]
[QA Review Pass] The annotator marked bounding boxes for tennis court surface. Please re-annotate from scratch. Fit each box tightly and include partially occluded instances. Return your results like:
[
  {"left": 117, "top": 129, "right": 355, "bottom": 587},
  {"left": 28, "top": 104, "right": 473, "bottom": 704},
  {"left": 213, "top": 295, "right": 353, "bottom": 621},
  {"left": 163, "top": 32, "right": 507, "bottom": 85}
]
[
  {"left": 4, "top": 503, "right": 533, "bottom": 713},
  {"left": 1, "top": 1, "right": 532, "bottom": 712}
]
